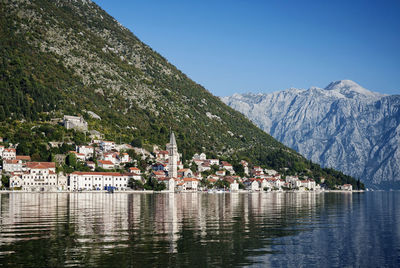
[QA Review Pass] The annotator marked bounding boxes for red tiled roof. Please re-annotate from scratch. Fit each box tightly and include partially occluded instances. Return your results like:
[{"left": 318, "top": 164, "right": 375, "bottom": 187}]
[
  {"left": 71, "top": 171, "right": 125, "bottom": 176},
  {"left": 183, "top": 177, "right": 199, "bottom": 182},
  {"left": 98, "top": 160, "right": 114, "bottom": 165},
  {"left": 26, "top": 162, "right": 56, "bottom": 169},
  {"left": 129, "top": 167, "right": 140, "bottom": 171},
  {"left": 4, "top": 159, "right": 20, "bottom": 164},
  {"left": 16, "top": 155, "right": 31, "bottom": 161}
]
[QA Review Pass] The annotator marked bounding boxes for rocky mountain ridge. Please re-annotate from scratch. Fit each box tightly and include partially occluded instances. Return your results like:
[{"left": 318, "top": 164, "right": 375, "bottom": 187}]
[{"left": 222, "top": 80, "right": 400, "bottom": 189}]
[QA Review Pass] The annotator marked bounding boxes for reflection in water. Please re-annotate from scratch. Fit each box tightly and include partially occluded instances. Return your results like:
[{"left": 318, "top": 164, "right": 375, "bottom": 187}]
[{"left": 0, "top": 192, "right": 398, "bottom": 267}]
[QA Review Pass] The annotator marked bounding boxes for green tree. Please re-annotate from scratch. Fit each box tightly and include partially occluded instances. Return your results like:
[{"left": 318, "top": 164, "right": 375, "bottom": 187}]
[
  {"left": 1, "top": 175, "right": 10, "bottom": 188},
  {"left": 128, "top": 179, "right": 144, "bottom": 190},
  {"left": 66, "top": 153, "right": 77, "bottom": 169}
]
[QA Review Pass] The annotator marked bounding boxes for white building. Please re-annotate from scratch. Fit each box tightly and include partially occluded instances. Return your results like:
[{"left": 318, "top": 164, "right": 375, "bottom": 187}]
[
  {"left": 119, "top": 153, "right": 130, "bottom": 163},
  {"left": 70, "top": 151, "right": 86, "bottom": 162},
  {"left": 230, "top": 180, "right": 239, "bottom": 191},
  {"left": 63, "top": 115, "right": 88, "bottom": 131},
  {"left": 2, "top": 148, "right": 16, "bottom": 160},
  {"left": 208, "top": 159, "right": 219, "bottom": 166},
  {"left": 10, "top": 162, "right": 65, "bottom": 191},
  {"left": 69, "top": 171, "right": 132, "bottom": 191},
  {"left": 286, "top": 176, "right": 302, "bottom": 189},
  {"left": 221, "top": 161, "right": 234, "bottom": 173},
  {"left": 98, "top": 160, "right": 114, "bottom": 170},
  {"left": 198, "top": 163, "right": 211, "bottom": 172},
  {"left": 3, "top": 159, "right": 23, "bottom": 172},
  {"left": 100, "top": 141, "right": 115, "bottom": 152},
  {"left": 77, "top": 145, "right": 94, "bottom": 159},
  {"left": 250, "top": 180, "right": 260, "bottom": 191},
  {"left": 183, "top": 178, "right": 199, "bottom": 191},
  {"left": 340, "top": 184, "right": 353, "bottom": 191}
]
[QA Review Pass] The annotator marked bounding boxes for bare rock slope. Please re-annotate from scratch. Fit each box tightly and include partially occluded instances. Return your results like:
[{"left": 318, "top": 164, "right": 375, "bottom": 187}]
[{"left": 222, "top": 80, "right": 400, "bottom": 189}]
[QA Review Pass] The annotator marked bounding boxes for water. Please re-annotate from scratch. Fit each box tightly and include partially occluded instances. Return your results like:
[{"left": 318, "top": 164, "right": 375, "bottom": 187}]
[{"left": 0, "top": 192, "right": 398, "bottom": 267}]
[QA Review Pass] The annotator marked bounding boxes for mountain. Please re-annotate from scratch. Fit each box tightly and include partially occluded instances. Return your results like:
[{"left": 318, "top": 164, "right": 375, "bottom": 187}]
[
  {"left": 222, "top": 80, "right": 400, "bottom": 189},
  {"left": 0, "top": 0, "right": 362, "bottom": 188}
]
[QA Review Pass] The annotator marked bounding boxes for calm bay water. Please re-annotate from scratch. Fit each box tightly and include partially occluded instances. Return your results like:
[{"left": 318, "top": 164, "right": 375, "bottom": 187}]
[{"left": 0, "top": 192, "right": 399, "bottom": 267}]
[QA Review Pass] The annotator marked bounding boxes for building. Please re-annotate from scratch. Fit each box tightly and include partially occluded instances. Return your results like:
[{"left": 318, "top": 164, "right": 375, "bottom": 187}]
[
  {"left": 167, "top": 132, "right": 179, "bottom": 179},
  {"left": 3, "top": 159, "right": 23, "bottom": 172},
  {"left": 183, "top": 178, "right": 199, "bottom": 191},
  {"left": 340, "top": 184, "right": 353, "bottom": 191},
  {"left": 250, "top": 180, "right": 260, "bottom": 191},
  {"left": 119, "top": 153, "right": 130, "bottom": 163},
  {"left": 16, "top": 155, "right": 31, "bottom": 162},
  {"left": 86, "top": 161, "right": 96, "bottom": 170},
  {"left": 77, "top": 145, "right": 94, "bottom": 159},
  {"left": 100, "top": 141, "right": 115, "bottom": 152},
  {"left": 178, "top": 168, "right": 193, "bottom": 178},
  {"left": 69, "top": 172, "right": 132, "bottom": 191},
  {"left": 2, "top": 148, "right": 16, "bottom": 160},
  {"left": 230, "top": 180, "right": 239, "bottom": 191},
  {"left": 98, "top": 160, "right": 114, "bottom": 170},
  {"left": 221, "top": 161, "right": 234, "bottom": 172},
  {"left": 129, "top": 167, "right": 141, "bottom": 175},
  {"left": 63, "top": 115, "right": 88, "bottom": 131},
  {"left": 10, "top": 162, "right": 64, "bottom": 191},
  {"left": 69, "top": 151, "right": 86, "bottom": 162}
]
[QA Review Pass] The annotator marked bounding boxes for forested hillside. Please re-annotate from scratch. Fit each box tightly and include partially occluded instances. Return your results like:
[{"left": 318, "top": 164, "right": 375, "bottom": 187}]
[{"left": 0, "top": 0, "right": 363, "bottom": 189}]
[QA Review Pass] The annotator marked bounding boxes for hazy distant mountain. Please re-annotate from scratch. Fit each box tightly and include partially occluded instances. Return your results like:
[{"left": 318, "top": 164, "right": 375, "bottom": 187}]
[{"left": 222, "top": 80, "right": 400, "bottom": 189}]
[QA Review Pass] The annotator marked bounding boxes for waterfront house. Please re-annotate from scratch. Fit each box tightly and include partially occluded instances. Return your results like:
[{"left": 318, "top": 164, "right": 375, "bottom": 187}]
[
  {"left": 340, "top": 184, "right": 353, "bottom": 191},
  {"left": 69, "top": 171, "right": 131, "bottom": 191},
  {"left": 183, "top": 177, "right": 199, "bottom": 191},
  {"left": 230, "top": 180, "right": 239, "bottom": 191}
]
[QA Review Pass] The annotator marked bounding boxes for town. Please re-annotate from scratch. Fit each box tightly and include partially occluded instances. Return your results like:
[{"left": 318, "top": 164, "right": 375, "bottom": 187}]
[{"left": 0, "top": 115, "right": 353, "bottom": 193}]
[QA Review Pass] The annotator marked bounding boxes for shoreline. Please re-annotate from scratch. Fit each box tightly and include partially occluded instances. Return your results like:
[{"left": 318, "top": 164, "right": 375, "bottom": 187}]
[{"left": 0, "top": 189, "right": 364, "bottom": 194}]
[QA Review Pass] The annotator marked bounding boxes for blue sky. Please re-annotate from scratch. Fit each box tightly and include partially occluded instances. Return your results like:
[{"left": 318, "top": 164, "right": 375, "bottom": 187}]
[{"left": 95, "top": 0, "right": 400, "bottom": 96}]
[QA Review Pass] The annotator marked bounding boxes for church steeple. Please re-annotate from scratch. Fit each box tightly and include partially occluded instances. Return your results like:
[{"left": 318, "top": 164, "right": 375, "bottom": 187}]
[
  {"left": 169, "top": 131, "right": 177, "bottom": 148},
  {"left": 167, "top": 131, "right": 179, "bottom": 179}
]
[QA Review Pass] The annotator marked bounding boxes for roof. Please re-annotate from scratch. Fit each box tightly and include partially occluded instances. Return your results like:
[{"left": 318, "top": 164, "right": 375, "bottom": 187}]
[
  {"left": 178, "top": 168, "right": 189, "bottom": 172},
  {"left": 98, "top": 160, "right": 114, "bottom": 165},
  {"left": 4, "top": 159, "right": 20, "bottom": 164},
  {"left": 4, "top": 148, "right": 16, "bottom": 152},
  {"left": 16, "top": 155, "right": 31, "bottom": 161},
  {"left": 26, "top": 162, "right": 56, "bottom": 169},
  {"left": 183, "top": 177, "right": 199, "bottom": 182},
  {"left": 71, "top": 171, "right": 125, "bottom": 176},
  {"left": 169, "top": 132, "right": 177, "bottom": 147},
  {"left": 129, "top": 167, "right": 140, "bottom": 171}
]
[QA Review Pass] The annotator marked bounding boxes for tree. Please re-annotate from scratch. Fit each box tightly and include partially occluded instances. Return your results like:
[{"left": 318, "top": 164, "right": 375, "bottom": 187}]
[
  {"left": 131, "top": 138, "right": 143, "bottom": 148},
  {"left": 128, "top": 179, "right": 144, "bottom": 190},
  {"left": 0, "top": 107, "right": 5, "bottom": 121},
  {"left": 66, "top": 153, "right": 77, "bottom": 169},
  {"left": 1, "top": 175, "right": 10, "bottom": 188}
]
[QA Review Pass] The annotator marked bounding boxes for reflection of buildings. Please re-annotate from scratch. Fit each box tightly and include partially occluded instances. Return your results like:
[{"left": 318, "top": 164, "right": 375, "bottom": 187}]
[{"left": 0, "top": 192, "right": 328, "bottom": 264}]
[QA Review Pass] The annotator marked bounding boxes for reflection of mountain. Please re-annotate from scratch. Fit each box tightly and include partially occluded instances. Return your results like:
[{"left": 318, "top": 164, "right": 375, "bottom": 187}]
[{"left": 0, "top": 192, "right": 398, "bottom": 267}]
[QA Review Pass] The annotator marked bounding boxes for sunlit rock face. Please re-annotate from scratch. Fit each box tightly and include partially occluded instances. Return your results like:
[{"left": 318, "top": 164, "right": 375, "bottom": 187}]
[{"left": 222, "top": 80, "right": 400, "bottom": 189}]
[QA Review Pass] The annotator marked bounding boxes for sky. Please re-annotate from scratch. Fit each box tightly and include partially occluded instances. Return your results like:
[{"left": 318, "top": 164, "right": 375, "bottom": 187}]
[{"left": 94, "top": 0, "right": 400, "bottom": 96}]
